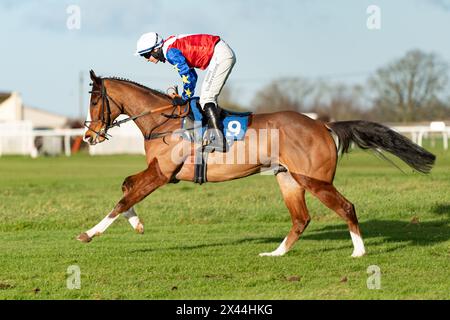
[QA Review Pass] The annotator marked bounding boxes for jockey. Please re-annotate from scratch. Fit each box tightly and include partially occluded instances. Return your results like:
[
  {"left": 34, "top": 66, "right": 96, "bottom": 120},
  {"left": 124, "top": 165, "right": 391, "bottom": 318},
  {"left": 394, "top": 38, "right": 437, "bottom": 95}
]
[{"left": 135, "top": 32, "right": 236, "bottom": 152}]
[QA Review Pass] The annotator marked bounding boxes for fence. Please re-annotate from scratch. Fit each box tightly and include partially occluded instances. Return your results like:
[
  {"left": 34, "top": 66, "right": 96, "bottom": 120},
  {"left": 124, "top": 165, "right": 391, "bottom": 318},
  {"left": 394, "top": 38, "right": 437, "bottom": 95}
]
[
  {"left": 0, "top": 121, "right": 36, "bottom": 156},
  {"left": 392, "top": 122, "right": 448, "bottom": 150},
  {"left": 0, "top": 117, "right": 144, "bottom": 157},
  {"left": 87, "top": 118, "right": 145, "bottom": 155},
  {"left": 0, "top": 120, "right": 449, "bottom": 157}
]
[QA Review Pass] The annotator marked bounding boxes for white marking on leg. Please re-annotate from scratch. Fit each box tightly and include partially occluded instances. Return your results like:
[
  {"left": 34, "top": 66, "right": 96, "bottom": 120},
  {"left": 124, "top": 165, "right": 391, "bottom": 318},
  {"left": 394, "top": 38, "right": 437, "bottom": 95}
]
[
  {"left": 123, "top": 207, "right": 139, "bottom": 229},
  {"left": 122, "top": 207, "right": 144, "bottom": 233},
  {"left": 259, "top": 237, "right": 288, "bottom": 257},
  {"left": 86, "top": 211, "right": 120, "bottom": 238},
  {"left": 350, "top": 231, "right": 366, "bottom": 257}
]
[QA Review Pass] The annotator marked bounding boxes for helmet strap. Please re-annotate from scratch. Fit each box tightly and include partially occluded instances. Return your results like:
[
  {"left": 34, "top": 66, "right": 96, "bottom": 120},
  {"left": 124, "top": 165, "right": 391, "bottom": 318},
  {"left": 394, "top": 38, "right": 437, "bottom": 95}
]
[{"left": 151, "top": 47, "right": 166, "bottom": 63}]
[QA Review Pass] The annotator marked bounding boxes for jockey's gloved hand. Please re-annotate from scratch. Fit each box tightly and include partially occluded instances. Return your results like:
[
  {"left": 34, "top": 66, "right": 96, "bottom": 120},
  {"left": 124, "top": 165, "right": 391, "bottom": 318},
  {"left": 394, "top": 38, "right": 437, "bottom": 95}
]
[{"left": 172, "top": 96, "right": 186, "bottom": 106}]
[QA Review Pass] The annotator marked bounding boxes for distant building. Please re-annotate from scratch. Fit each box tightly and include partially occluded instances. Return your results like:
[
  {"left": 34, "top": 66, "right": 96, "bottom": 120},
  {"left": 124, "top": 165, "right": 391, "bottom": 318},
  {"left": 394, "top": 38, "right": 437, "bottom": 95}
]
[
  {"left": 0, "top": 91, "right": 23, "bottom": 122},
  {"left": 23, "top": 106, "right": 69, "bottom": 129},
  {"left": 0, "top": 91, "right": 68, "bottom": 128}
]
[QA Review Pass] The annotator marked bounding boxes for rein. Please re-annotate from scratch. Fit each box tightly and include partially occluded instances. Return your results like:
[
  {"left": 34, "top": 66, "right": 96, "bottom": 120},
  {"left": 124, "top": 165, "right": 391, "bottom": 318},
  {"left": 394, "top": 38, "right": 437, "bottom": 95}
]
[{"left": 85, "top": 79, "right": 189, "bottom": 141}]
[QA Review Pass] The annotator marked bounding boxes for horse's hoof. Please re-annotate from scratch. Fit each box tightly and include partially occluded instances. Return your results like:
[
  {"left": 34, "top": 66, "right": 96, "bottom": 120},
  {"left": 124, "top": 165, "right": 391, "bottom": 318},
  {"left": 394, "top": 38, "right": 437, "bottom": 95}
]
[
  {"left": 135, "top": 223, "right": 144, "bottom": 235},
  {"left": 77, "top": 233, "right": 92, "bottom": 243},
  {"left": 351, "top": 250, "right": 366, "bottom": 258}
]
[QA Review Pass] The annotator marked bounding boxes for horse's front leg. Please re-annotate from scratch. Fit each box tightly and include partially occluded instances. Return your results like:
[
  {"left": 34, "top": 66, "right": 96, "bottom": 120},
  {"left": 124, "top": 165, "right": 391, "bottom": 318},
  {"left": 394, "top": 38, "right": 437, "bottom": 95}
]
[
  {"left": 77, "top": 158, "right": 169, "bottom": 243},
  {"left": 122, "top": 206, "right": 144, "bottom": 234}
]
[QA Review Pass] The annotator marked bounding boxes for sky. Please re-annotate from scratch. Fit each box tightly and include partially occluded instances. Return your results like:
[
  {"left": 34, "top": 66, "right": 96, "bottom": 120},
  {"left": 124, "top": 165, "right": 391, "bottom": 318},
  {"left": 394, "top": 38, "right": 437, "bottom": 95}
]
[{"left": 0, "top": 0, "right": 450, "bottom": 118}]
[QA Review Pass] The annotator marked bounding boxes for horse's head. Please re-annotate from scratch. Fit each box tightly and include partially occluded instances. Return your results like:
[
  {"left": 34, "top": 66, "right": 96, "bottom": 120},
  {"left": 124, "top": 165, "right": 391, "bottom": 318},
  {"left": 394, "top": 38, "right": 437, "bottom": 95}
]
[{"left": 84, "top": 70, "right": 122, "bottom": 145}]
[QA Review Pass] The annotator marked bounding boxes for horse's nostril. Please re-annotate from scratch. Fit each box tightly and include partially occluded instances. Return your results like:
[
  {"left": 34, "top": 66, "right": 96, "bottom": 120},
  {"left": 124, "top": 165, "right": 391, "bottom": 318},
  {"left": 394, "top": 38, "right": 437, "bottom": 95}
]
[{"left": 83, "top": 132, "right": 92, "bottom": 143}]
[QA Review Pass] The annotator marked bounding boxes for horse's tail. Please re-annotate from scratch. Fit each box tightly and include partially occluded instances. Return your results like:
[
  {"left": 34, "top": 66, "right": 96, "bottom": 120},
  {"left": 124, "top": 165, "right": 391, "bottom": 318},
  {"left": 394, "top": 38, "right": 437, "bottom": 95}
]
[{"left": 328, "top": 120, "right": 436, "bottom": 174}]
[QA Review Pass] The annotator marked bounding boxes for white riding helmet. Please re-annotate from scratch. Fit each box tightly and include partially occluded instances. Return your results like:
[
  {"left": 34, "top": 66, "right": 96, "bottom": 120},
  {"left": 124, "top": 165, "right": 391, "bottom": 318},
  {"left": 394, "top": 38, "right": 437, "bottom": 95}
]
[{"left": 134, "top": 32, "right": 163, "bottom": 56}]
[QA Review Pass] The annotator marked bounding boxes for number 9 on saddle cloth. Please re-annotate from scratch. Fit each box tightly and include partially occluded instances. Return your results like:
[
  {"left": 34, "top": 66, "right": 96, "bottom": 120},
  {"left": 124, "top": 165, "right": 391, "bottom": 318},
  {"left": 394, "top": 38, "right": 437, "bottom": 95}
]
[{"left": 181, "top": 97, "right": 252, "bottom": 147}]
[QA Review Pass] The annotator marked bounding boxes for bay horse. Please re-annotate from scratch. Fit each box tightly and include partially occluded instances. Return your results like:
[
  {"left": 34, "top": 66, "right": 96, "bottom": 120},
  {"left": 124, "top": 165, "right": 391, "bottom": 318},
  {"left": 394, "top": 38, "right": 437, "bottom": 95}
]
[{"left": 79, "top": 70, "right": 435, "bottom": 257}]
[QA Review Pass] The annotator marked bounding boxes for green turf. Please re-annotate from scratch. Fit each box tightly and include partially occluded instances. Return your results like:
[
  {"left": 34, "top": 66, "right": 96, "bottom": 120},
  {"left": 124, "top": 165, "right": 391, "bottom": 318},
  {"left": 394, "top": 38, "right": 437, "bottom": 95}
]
[{"left": 0, "top": 146, "right": 449, "bottom": 300}]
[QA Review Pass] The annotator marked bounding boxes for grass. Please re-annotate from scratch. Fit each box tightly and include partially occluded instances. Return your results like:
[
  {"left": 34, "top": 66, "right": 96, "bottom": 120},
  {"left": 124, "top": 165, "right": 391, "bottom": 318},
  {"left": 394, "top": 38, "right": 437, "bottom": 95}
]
[{"left": 0, "top": 145, "right": 449, "bottom": 300}]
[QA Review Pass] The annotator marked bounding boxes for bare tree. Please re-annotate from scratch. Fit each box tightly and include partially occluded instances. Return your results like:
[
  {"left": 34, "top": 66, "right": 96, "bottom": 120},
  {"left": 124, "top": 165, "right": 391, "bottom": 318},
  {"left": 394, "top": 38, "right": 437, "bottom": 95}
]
[
  {"left": 308, "top": 83, "right": 368, "bottom": 121},
  {"left": 251, "top": 77, "right": 314, "bottom": 113},
  {"left": 369, "top": 50, "right": 448, "bottom": 122}
]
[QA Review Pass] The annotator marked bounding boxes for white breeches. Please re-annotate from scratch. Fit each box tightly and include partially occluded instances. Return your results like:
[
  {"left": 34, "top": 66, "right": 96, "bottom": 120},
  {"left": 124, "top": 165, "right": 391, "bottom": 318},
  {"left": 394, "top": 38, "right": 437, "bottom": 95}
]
[{"left": 199, "top": 40, "right": 236, "bottom": 109}]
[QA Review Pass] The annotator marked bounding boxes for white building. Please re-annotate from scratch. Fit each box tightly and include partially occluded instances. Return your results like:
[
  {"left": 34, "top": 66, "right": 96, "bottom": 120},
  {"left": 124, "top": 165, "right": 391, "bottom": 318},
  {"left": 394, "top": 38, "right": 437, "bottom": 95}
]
[
  {"left": 0, "top": 92, "right": 23, "bottom": 122},
  {"left": 0, "top": 91, "right": 71, "bottom": 156},
  {"left": 23, "top": 106, "right": 69, "bottom": 129},
  {"left": 0, "top": 91, "right": 68, "bottom": 128}
]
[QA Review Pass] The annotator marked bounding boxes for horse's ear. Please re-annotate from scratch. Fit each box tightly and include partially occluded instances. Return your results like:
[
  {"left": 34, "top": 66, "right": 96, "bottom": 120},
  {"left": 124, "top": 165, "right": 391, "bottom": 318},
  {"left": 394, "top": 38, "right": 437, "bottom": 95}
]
[{"left": 89, "top": 69, "right": 101, "bottom": 86}]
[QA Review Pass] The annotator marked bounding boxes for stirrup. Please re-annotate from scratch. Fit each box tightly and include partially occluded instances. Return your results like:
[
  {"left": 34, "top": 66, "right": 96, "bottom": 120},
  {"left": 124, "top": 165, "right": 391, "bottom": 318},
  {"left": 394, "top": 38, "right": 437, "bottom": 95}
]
[
  {"left": 203, "top": 130, "right": 227, "bottom": 153},
  {"left": 204, "top": 142, "right": 226, "bottom": 153}
]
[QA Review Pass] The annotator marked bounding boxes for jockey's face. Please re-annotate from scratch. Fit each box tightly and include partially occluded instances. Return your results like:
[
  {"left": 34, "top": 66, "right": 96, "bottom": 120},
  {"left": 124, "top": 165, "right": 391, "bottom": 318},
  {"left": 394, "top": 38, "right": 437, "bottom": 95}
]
[{"left": 148, "top": 55, "right": 159, "bottom": 64}]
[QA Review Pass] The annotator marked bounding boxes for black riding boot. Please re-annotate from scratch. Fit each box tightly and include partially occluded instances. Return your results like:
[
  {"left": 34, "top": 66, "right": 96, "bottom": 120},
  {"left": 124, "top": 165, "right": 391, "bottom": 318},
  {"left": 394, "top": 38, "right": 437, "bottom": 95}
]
[{"left": 203, "top": 103, "right": 226, "bottom": 152}]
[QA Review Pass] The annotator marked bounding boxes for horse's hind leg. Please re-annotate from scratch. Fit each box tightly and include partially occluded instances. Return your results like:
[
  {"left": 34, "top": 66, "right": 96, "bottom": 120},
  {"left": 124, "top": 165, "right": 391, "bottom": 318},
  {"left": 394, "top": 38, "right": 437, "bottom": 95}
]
[
  {"left": 291, "top": 173, "right": 366, "bottom": 257},
  {"left": 260, "top": 172, "right": 310, "bottom": 257},
  {"left": 77, "top": 158, "right": 168, "bottom": 243}
]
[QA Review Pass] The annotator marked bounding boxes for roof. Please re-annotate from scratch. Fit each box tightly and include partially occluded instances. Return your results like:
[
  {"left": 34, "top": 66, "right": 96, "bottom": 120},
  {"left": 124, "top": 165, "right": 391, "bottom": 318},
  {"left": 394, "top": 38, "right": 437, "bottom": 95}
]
[
  {"left": 23, "top": 105, "right": 68, "bottom": 119},
  {"left": 0, "top": 92, "right": 12, "bottom": 104}
]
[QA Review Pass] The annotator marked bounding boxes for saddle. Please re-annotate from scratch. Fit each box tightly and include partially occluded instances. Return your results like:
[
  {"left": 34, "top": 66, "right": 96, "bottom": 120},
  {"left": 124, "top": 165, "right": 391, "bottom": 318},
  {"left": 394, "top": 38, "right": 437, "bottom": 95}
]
[{"left": 180, "top": 98, "right": 252, "bottom": 184}]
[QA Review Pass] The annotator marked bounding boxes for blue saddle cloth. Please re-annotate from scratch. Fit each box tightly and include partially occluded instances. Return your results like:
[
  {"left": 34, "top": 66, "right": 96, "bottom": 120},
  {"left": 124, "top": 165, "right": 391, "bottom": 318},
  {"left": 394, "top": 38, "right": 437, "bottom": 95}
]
[{"left": 181, "top": 97, "right": 252, "bottom": 144}]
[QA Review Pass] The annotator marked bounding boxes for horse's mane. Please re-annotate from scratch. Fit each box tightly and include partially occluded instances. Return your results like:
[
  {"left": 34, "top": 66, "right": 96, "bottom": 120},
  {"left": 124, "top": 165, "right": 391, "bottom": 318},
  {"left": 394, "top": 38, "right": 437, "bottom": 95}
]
[{"left": 105, "top": 76, "right": 171, "bottom": 100}]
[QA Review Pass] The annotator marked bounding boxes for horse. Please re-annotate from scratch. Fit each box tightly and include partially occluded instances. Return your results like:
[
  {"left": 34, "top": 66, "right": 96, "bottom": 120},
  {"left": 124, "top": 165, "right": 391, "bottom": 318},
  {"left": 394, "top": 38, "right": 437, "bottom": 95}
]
[{"left": 80, "top": 70, "right": 436, "bottom": 257}]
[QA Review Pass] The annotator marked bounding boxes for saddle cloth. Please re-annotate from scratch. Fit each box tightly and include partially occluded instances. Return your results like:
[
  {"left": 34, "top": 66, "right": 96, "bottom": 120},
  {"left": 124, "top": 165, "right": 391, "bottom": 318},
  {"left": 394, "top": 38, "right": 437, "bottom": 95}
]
[{"left": 180, "top": 97, "right": 252, "bottom": 146}]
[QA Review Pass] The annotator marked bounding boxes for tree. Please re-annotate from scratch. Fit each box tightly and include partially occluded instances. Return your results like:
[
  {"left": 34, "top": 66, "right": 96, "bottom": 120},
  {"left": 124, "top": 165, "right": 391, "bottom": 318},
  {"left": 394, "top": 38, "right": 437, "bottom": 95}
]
[
  {"left": 368, "top": 49, "right": 448, "bottom": 122},
  {"left": 251, "top": 78, "right": 314, "bottom": 113},
  {"left": 308, "top": 83, "right": 367, "bottom": 121}
]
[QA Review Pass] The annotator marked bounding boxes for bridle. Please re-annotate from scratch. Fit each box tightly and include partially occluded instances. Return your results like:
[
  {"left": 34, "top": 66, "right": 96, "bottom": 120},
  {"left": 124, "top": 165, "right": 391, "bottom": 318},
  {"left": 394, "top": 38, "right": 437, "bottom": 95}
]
[
  {"left": 85, "top": 79, "right": 190, "bottom": 141},
  {"left": 84, "top": 80, "right": 117, "bottom": 140}
]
